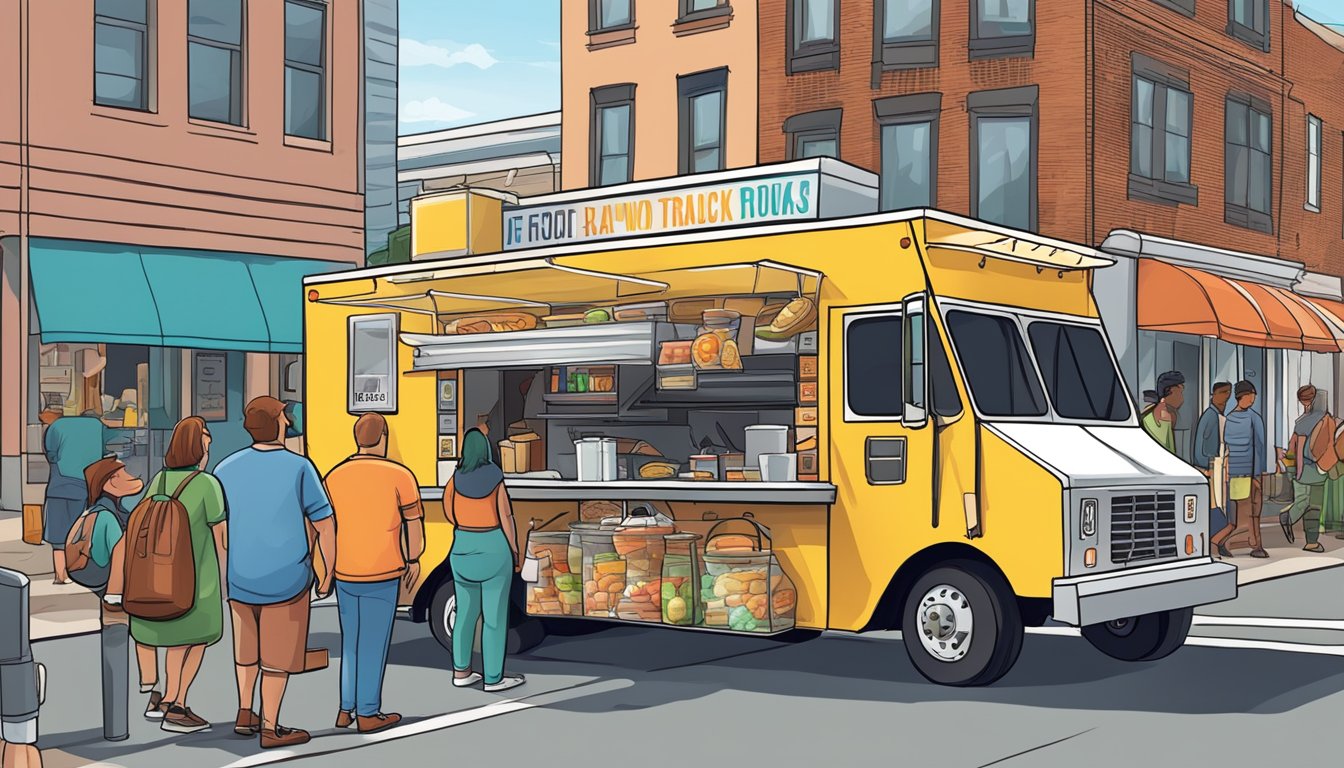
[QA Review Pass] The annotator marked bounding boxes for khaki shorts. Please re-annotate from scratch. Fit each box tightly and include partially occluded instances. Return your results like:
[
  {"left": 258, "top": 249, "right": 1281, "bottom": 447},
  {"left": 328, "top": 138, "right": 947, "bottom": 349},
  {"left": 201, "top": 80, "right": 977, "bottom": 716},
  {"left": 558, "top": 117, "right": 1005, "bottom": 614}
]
[{"left": 230, "top": 588, "right": 311, "bottom": 674}]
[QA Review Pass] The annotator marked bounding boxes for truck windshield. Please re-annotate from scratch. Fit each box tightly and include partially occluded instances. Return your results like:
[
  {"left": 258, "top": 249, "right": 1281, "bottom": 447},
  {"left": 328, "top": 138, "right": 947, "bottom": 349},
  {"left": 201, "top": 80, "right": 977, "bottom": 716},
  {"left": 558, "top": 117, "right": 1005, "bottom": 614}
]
[
  {"left": 1027, "top": 321, "right": 1131, "bottom": 422},
  {"left": 945, "top": 310, "right": 1047, "bottom": 417}
]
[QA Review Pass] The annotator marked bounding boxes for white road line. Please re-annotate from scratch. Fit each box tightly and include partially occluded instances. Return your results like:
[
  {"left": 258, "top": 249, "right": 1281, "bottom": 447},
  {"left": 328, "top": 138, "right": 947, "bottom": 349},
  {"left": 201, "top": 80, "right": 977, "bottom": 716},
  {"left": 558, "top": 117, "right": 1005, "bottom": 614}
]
[
  {"left": 1026, "top": 626, "right": 1344, "bottom": 656},
  {"left": 1191, "top": 615, "right": 1344, "bottom": 631},
  {"left": 219, "top": 678, "right": 632, "bottom": 768}
]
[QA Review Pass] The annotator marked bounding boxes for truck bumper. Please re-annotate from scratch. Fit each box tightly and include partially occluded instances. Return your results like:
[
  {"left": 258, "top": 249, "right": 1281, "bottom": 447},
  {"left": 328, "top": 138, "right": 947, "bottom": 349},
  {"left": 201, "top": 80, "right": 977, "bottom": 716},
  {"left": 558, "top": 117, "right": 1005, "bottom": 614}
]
[{"left": 1051, "top": 557, "right": 1237, "bottom": 627}]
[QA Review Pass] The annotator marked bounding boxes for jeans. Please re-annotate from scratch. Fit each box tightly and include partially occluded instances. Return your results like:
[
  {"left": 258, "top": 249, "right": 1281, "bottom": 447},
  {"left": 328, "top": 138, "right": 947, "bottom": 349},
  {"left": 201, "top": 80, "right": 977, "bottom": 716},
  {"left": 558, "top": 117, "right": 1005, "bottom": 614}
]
[
  {"left": 335, "top": 579, "right": 399, "bottom": 716},
  {"left": 449, "top": 529, "right": 513, "bottom": 686},
  {"left": 1288, "top": 480, "right": 1326, "bottom": 545}
]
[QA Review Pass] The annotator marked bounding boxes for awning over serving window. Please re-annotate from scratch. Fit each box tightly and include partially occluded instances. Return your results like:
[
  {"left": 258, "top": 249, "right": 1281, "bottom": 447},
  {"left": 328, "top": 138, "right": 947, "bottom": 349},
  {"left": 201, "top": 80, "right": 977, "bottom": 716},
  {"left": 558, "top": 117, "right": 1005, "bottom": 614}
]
[
  {"left": 30, "top": 239, "right": 347, "bottom": 353},
  {"left": 1137, "top": 259, "right": 1340, "bottom": 352}
]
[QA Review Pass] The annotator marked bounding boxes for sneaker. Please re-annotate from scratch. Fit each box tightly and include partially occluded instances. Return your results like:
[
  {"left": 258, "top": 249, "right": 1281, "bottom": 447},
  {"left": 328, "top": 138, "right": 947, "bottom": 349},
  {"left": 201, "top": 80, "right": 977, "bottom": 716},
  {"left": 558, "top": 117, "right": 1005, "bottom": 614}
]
[
  {"left": 356, "top": 713, "right": 402, "bottom": 733},
  {"left": 260, "top": 725, "right": 311, "bottom": 750},
  {"left": 1216, "top": 543, "right": 1235, "bottom": 558},
  {"left": 452, "top": 672, "right": 483, "bottom": 688},
  {"left": 1250, "top": 548, "right": 1270, "bottom": 558},
  {"left": 143, "top": 691, "right": 165, "bottom": 720},
  {"left": 335, "top": 710, "right": 356, "bottom": 730},
  {"left": 1279, "top": 512, "right": 1295, "bottom": 544},
  {"left": 234, "top": 708, "right": 261, "bottom": 736},
  {"left": 161, "top": 705, "right": 211, "bottom": 734},
  {"left": 483, "top": 674, "right": 526, "bottom": 693}
]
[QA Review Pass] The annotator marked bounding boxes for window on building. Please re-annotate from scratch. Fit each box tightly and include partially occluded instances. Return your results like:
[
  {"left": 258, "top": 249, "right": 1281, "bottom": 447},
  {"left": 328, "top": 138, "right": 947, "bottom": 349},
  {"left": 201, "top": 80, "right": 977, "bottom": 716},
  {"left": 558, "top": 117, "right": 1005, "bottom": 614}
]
[
  {"left": 1152, "top": 0, "right": 1195, "bottom": 14},
  {"left": 1225, "top": 93, "right": 1273, "bottom": 233},
  {"left": 784, "top": 109, "right": 842, "bottom": 159},
  {"left": 874, "top": 0, "right": 938, "bottom": 74},
  {"left": 187, "top": 0, "right": 244, "bottom": 125},
  {"left": 1307, "top": 115, "right": 1321, "bottom": 212},
  {"left": 679, "top": 0, "right": 730, "bottom": 19},
  {"left": 1129, "top": 54, "right": 1196, "bottom": 206},
  {"left": 969, "top": 86, "right": 1037, "bottom": 230},
  {"left": 678, "top": 68, "right": 727, "bottom": 174},
  {"left": 970, "top": 0, "right": 1034, "bottom": 58},
  {"left": 590, "top": 84, "right": 635, "bottom": 186},
  {"left": 788, "top": 0, "right": 839, "bottom": 74},
  {"left": 284, "top": 1, "right": 325, "bottom": 140},
  {"left": 875, "top": 93, "right": 940, "bottom": 211},
  {"left": 590, "top": 0, "right": 633, "bottom": 30},
  {"left": 1228, "top": 0, "right": 1268, "bottom": 50},
  {"left": 94, "top": 0, "right": 151, "bottom": 110}
]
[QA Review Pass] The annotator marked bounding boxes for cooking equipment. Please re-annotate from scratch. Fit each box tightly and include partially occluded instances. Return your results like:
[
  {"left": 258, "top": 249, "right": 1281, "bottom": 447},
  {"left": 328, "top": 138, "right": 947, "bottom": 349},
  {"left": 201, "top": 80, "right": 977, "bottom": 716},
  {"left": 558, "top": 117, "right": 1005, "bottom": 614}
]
[
  {"left": 744, "top": 425, "right": 789, "bottom": 476},
  {"left": 760, "top": 453, "right": 798, "bottom": 482},
  {"left": 575, "top": 437, "right": 618, "bottom": 481}
]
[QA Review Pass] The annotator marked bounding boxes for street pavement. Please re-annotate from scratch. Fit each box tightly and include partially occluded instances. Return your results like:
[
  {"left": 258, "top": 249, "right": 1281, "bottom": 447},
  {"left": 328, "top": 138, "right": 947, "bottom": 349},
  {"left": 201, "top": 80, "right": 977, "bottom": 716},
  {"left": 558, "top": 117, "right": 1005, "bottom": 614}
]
[{"left": 26, "top": 563, "right": 1344, "bottom": 768}]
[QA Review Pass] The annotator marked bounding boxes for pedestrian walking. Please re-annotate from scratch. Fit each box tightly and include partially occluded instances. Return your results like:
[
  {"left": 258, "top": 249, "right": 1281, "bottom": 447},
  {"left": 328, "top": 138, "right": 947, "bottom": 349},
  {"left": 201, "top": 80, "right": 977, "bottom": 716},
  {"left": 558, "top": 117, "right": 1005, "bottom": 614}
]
[
  {"left": 323, "top": 413, "right": 425, "bottom": 734},
  {"left": 215, "top": 397, "right": 336, "bottom": 750},
  {"left": 1141, "top": 371, "right": 1185, "bottom": 454},
  {"left": 1212, "top": 381, "right": 1268, "bottom": 558},
  {"left": 41, "top": 408, "right": 111, "bottom": 584},
  {"left": 445, "top": 428, "right": 525, "bottom": 693},
  {"left": 1280, "top": 385, "right": 1331, "bottom": 552},
  {"left": 1193, "top": 382, "right": 1232, "bottom": 541},
  {"left": 127, "top": 417, "right": 228, "bottom": 734},
  {"left": 67, "top": 457, "right": 163, "bottom": 728}
]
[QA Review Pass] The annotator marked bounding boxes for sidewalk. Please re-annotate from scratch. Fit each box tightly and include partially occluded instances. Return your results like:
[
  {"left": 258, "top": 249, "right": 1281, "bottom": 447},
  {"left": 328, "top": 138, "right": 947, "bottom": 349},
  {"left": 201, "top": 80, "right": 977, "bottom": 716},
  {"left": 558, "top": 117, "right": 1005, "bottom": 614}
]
[{"left": 0, "top": 515, "right": 100, "bottom": 638}]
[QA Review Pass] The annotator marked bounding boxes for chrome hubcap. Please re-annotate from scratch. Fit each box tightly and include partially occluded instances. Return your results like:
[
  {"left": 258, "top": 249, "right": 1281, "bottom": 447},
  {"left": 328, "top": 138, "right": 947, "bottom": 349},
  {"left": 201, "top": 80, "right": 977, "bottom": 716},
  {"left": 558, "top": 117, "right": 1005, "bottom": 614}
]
[
  {"left": 442, "top": 593, "right": 457, "bottom": 640},
  {"left": 918, "top": 584, "right": 973, "bottom": 662}
]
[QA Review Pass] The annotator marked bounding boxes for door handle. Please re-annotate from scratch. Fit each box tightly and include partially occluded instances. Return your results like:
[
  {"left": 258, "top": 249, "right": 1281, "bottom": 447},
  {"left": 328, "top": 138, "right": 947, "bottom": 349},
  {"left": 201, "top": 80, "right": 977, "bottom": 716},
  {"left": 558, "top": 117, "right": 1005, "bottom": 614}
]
[{"left": 865, "top": 437, "right": 906, "bottom": 485}]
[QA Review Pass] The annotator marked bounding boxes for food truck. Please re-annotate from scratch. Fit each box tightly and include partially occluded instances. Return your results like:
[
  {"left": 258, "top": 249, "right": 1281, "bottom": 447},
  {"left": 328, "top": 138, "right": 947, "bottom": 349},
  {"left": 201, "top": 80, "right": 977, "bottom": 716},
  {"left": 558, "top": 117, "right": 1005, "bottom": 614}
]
[{"left": 303, "top": 159, "right": 1236, "bottom": 686}]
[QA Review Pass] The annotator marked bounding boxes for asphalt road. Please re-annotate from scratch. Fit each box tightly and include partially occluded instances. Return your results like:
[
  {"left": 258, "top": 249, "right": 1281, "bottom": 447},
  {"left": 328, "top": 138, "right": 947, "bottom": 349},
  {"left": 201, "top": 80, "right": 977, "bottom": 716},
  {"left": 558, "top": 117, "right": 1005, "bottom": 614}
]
[{"left": 31, "top": 565, "right": 1344, "bottom": 768}]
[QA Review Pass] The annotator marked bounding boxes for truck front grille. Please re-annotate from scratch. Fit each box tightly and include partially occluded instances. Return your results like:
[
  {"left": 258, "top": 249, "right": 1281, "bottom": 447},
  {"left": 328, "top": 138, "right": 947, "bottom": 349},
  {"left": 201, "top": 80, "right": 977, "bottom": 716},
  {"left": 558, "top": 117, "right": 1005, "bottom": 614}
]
[{"left": 1110, "top": 492, "right": 1178, "bottom": 564}]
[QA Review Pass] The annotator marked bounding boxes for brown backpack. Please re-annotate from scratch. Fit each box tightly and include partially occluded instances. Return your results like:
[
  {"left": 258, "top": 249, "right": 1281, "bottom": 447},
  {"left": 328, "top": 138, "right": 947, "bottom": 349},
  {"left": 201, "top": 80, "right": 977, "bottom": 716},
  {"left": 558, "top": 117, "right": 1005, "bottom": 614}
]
[
  {"left": 64, "top": 508, "right": 99, "bottom": 575},
  {"left": 123, "top": 471, "right": 200, "bottom": 620},
  {"left": 1309, "top": 414, "right": 1339, "bottom": 475}
]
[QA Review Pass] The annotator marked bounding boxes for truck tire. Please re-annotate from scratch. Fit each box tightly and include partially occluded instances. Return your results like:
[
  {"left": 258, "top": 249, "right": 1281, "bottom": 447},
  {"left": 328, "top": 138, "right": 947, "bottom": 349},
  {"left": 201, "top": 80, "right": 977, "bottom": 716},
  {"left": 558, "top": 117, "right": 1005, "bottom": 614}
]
[
  {"left": 428, "top": 579, "right": 548, "bottom": 657},
  {"left": 1081, "top": 607, "right": 1193, "bottom": 662},
  {"left": 901, "top": 561, "right": 1024, "bottom": 687}
]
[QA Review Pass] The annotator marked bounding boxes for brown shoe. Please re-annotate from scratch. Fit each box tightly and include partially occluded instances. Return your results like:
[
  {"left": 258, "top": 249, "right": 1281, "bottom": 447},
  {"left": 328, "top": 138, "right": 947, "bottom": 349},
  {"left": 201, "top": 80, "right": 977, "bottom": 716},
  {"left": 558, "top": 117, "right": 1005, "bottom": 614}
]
[
  {"left": 336, "top": 710, "right": 355, "bottom": 729},
  {"left": 161, "top": 705, "right": 211, "bottom": 734},
  {"left": 260, "top": 725, "right": 311, "bottom": 749},
  {"left": 143, "top": 691, "right": 165, "bottom": 720},
  {"left": 234, "top": 708, "right": 261, "bottom": 736},
  {"left": 356, "top": 713, "right": 402, "bottom": 733}
]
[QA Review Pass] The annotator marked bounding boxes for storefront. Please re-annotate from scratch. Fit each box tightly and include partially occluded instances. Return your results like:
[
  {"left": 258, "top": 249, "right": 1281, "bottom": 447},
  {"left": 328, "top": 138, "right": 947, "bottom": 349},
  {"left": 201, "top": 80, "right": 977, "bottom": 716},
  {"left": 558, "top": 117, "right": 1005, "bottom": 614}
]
[
  {"left": 1097, "top": 231, "right": 1344, "bottom": 469},
  {"left": 20, "top": 238, "right": 346, "bottom": 504}
]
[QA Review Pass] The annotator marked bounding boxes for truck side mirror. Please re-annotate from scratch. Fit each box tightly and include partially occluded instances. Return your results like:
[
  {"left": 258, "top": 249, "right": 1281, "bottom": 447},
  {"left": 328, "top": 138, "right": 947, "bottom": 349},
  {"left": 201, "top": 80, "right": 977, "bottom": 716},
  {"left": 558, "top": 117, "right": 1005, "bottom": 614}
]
[{"left": 902, "top": 293, "right": 928, "bottom": 429}]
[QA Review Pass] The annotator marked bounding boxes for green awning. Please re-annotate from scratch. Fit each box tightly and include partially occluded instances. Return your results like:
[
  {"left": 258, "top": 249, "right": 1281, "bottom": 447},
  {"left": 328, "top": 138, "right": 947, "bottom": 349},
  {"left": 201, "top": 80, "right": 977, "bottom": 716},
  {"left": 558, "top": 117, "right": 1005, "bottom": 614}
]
[{"left": 30, "top": 238, "right": 349, "bottom": 353}]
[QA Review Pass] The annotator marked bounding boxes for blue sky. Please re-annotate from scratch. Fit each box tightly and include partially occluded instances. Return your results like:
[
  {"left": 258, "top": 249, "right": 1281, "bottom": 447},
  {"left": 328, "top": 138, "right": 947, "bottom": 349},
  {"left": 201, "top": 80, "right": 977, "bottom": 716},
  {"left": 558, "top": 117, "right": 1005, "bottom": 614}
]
[
  {"left": 394, "top": 1, "right": 1344, "bottom": 135},
  {"left": 397, "top": 1, "right": 560, "bottom": 135}
]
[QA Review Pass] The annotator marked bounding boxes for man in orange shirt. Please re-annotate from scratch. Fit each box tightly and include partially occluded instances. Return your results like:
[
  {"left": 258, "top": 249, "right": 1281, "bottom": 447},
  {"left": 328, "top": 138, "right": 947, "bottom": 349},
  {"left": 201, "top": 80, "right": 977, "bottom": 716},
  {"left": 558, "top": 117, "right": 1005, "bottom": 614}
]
[{"left": 323, "top": 413, "right": 425, "bottom": 734}]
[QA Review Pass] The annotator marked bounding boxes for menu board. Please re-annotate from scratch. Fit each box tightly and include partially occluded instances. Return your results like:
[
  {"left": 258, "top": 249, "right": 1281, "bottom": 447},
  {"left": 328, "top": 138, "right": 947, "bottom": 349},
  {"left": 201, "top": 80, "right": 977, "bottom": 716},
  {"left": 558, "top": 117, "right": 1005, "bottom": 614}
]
[
  {"left": 193, "top": 353, "right": 228, "bottom": 422},
  {"left": 349, "top": 314, "right": 398, "bottom": 413}
]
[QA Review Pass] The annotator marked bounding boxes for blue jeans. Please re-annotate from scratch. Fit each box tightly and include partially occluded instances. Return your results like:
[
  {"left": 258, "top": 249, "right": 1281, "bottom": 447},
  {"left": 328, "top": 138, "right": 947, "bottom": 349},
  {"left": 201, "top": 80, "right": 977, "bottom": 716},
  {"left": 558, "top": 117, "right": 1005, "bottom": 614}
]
[{"left": 335, "top": 579, "right": 399, "bottom": 716}]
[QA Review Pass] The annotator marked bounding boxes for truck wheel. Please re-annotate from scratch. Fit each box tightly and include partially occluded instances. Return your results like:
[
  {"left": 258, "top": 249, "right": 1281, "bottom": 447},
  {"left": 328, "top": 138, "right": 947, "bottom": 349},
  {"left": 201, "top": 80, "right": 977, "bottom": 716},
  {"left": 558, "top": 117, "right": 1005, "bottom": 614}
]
[
  {"left": 1081, "top": 607, "right": 1193, "bottom": 662},
  {"left": 428, "top": 579, "right": 549, "bottom": 656},
  {"left": 901, "top": 561, "right": 1024, "bottom": 687}
]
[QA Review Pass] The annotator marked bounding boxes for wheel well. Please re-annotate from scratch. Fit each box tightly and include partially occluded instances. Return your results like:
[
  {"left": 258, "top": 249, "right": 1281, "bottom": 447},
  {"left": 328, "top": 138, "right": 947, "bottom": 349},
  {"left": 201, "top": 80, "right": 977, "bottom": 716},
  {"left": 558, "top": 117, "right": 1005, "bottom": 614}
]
[
  {"left": 862, "top": 543, "right": 1028, "bottom": 632},
  {"left": 410, "top": 559, "right": 454, "bottom": 623}
]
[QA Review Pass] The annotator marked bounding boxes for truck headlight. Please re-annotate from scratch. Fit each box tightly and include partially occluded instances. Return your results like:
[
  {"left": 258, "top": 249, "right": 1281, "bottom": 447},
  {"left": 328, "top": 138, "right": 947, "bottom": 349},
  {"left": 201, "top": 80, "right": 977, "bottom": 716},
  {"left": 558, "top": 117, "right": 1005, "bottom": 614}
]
[
  {"left": 1081, "top": 498, "right": 1098, "bottom": 539},
  {"left": 1184, "top": 495, "right": 1198, "bottom": 524}
]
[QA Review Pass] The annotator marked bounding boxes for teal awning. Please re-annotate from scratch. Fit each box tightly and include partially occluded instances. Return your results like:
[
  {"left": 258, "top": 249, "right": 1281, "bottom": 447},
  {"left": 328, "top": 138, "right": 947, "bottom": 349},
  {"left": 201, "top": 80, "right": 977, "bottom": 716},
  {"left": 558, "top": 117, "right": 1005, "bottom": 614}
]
[{"left": 30, "top": 239, "right": 349, "bottom": 353}]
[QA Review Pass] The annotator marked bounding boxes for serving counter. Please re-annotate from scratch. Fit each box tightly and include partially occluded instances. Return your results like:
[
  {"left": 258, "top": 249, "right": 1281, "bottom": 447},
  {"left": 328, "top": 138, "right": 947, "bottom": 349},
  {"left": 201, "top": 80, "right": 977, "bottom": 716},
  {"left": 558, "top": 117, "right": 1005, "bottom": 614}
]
[{"left": 420, "top": 479, "right": 837, "bottom": 504}]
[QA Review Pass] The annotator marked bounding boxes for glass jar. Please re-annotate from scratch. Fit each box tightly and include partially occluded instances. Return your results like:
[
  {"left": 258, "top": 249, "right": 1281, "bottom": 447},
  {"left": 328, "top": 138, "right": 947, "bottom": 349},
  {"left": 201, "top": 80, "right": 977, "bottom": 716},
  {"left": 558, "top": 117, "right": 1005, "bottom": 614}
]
[
  {"left": 693, "top": 310, "right": 741, "bottom": 370},
  {"left": 524, "top": 532, "right": 575, "bottom": 616},
  {"left": 611, "top": 525, "right": 672, "bottom": 624},
  {"left": 577, "top": 526, "right": 624, "bottom": 618},
  {"left": 702, "top": 550, "right": 796, "bottom": 633},
  {"left": 661, "top": 533, "right": 704, "bottom": 626}
]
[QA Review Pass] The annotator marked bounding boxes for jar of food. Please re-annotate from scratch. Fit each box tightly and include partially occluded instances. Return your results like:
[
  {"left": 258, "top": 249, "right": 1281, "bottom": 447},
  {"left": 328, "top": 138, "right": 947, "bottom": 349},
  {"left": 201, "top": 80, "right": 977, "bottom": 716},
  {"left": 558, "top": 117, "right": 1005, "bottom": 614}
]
[
  {"left": 661, "top": 533, "right": 704, "bottom": 626},
  {"left": 612, "top": 525, "right": 672, "bottom": 624},
  {"left": 699, "top": 514, "right": 796, "bottom": 633},
  {"left": 524, "top": 531, "right": 577, "bottom": 616},
  {"left": 577, "top": 526, "right": 624, "bottom": 618},
  {"left": 694, "top": 309, "right": 742, "bottom": 370}
]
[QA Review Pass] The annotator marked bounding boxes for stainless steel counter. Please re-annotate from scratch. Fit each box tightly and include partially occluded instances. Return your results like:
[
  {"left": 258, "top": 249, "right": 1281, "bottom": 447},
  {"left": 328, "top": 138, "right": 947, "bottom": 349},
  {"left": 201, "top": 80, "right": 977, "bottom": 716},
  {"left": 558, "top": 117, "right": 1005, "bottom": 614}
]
[{"left": 419, "top": 479, "right": 836, "bottom": 504}]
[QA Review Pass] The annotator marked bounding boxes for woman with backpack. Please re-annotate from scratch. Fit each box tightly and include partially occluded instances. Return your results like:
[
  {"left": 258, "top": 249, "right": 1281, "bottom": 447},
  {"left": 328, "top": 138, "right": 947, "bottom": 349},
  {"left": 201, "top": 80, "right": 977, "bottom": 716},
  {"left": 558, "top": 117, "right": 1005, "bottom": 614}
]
[{"left": 124, "top": 417, "right": 228, "bottom": 735}]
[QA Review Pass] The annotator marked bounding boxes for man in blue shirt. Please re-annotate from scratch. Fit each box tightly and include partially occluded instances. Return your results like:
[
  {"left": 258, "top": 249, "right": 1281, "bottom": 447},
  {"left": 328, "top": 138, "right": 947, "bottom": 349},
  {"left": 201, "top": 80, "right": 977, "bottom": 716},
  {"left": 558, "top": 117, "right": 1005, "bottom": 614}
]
[
  {"left": 215, "top": 397, "right": 336, "bottom": 750},
  {"left": 42, "top": 408, "right": 110, "bottom": 583},
  {"left": 1192, "top": 382, "right": 1232, "bottom": 541}
]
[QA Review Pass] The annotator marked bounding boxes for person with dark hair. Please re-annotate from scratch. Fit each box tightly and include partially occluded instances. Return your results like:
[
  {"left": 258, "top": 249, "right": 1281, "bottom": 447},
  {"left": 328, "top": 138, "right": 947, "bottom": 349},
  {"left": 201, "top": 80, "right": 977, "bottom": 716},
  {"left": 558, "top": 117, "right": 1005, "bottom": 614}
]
[
  {"left": 42, "top": 409, "right": 111, "bottom": 583},
  {"left": 1194, "top": 382, "right": 1233, "bottom": 537},
  {"left": 128, "top": 417, "right": 228, "bottom": 733},
  {"left": 1280, "top": 385, "right": 1329, "bottom": 552},
  {"left": 1212, "top": 380, "right": 1268, "bottom": 558},
  {"left": 215, "top": 397, "right": 336, "bottom": 749},
  {"left": 323, "top": 413, "right": 425, "bottom": 733},
  {"left": 444, "top": 428, "right": 525, "bottom": 693},
  {"left": 1141, "top": 370, "right": 1186, "bottom": 454}
]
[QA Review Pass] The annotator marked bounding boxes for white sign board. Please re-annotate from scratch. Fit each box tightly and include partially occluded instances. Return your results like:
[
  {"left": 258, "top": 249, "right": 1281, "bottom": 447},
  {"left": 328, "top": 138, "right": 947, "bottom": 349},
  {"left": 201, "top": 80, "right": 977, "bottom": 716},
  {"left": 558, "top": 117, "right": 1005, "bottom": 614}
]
[{"left": 502, "top": 171, "right": 822, "bottom": 251}]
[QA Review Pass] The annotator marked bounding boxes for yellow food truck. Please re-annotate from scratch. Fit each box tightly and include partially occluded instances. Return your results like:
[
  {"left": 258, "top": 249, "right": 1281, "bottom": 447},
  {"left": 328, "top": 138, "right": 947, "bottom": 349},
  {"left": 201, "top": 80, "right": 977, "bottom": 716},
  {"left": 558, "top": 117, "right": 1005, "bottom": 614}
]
[{"left": 303, "top": 160, "right": 1236, "bottom": 686}]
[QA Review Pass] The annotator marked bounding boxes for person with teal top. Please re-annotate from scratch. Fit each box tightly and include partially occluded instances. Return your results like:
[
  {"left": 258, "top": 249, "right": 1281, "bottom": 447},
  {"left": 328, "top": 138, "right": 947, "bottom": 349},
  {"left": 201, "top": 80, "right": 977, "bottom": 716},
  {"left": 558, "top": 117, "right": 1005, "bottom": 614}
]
[
  {"left": 42, "top": 408, "right": 112, "bottom": 583},
  {"left": 1140, "top": 371, "right": 1185, "bottom": 454},
  {"left": 445, "top": 428, "right": 525, "bottom": 693},
  {"left": 127, "top": 416, "right": 229, "bottom": 735}
]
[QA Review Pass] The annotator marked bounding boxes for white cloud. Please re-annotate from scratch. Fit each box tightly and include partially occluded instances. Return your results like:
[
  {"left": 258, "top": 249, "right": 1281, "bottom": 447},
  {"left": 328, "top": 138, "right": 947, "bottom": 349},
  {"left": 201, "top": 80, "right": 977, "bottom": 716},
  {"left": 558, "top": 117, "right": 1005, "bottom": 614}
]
[
  {"left": 401, "top": 97, "right": 476, "bottom": 123},
  {"left": 400, "top": 39, "right": 498, "bottom": 70}
]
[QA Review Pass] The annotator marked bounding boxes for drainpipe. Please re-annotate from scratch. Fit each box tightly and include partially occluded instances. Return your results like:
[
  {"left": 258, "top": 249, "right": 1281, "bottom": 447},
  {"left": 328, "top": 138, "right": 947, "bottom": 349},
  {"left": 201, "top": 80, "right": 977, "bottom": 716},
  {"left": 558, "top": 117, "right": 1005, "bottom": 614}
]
[{"left": 0, "top": 568, "right": 45, "bottom": 768}]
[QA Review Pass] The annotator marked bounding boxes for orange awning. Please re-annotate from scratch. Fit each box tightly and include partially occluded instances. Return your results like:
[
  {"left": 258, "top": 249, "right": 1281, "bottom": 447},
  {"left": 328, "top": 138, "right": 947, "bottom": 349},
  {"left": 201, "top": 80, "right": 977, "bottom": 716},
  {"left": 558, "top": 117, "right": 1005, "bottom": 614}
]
[{"left": 1138, "top": 259, "right": 1340, "bottom": 352}]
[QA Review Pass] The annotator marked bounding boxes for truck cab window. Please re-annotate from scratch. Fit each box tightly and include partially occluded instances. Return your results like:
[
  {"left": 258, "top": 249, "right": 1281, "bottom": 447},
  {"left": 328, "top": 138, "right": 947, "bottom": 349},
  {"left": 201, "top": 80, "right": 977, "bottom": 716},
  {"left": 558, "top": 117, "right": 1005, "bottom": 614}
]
[
  {"left": 929, "top": 324, "right": 962, "bottom": 418},
  {"left": 1027, "top": 321, "right": 1130, "bottom": 422},
  {"left": 846, "top": 314, "right": 903, "bottom": 417},
  {"left": 945, "top": 310, "right": 1046, "bottom": 417}
]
